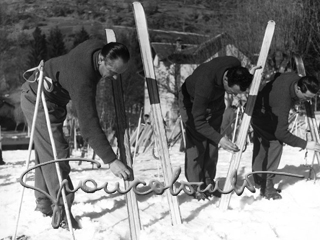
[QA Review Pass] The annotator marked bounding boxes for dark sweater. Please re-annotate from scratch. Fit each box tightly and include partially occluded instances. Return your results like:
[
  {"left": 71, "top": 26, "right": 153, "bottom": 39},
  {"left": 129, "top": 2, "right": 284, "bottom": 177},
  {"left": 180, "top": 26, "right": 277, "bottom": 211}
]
[
  {"left": 29, "top": 39, "right": 117, "bottom": 163},
  {"left": 251, "top": 72, "right": 307, "bottom": 148},
  {"left": 181, "top": 56, "right": 241, "bottom": 144}
]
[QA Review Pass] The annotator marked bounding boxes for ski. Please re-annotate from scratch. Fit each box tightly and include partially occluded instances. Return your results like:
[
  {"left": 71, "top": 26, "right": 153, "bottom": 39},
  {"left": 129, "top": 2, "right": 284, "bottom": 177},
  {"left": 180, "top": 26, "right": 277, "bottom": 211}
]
[
  {"left": 294, "top": 56, "right": 320, "bottom": 166},
  {"left": 132, "top": 2, "right": 182, "bottom": 225},
  {"left": 219, "top": 20, "right": 276, "bottom": 210},
  {"left": 105, "top": 29, "right": 141, "bottom": 240}
]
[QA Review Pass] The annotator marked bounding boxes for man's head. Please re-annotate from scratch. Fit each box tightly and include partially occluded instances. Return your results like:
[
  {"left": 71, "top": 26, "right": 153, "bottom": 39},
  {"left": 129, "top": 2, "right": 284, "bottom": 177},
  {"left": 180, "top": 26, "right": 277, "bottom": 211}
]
[
  {"left": 98, "top": 42, "right": 130, "bottom": 78},
  {"left": 223, "top": 66, "right": 253, "bottom": 95},
  {"left": 295, "top": 76, "right": 320, "bottom": 101}
]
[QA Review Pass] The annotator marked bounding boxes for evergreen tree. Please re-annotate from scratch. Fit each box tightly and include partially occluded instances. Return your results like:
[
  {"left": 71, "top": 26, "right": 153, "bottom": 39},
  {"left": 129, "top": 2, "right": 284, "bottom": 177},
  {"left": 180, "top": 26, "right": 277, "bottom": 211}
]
[
  {"left": 27, "top": 26, "right": 47, "bottom": 68},
  {"left": 73, "top": 26, "right": 90, "bottom": 48},
  {"left": 47, "top": 26, "right": 67, "bottom": 58},
  {"left": 293, "top": 0, "right": 320, "bottom": 75}
]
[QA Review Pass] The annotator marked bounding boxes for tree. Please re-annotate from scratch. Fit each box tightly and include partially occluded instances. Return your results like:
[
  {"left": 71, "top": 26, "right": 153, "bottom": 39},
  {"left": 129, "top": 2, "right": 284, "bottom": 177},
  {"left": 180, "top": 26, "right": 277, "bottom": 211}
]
[
  {"left": 73, "top": 26, "right": 90, "bottom": 48},
  {"left": 90, "top": 22, "right": 104, "bottom": 40},
  {"left": 27, "top": 26, "right": 47, "bottom": 69},
  {"left": 0, "top": 31, "right": 29, "bottom": 91},
  {"left": 0, "top": 2, "right": 10, "bottom": 26},
  {"left": 47, "top": 26, "right": 67, "bottom": 58},
  {"left": 291, "top": 0, "right": 320, "bottom": 75}
]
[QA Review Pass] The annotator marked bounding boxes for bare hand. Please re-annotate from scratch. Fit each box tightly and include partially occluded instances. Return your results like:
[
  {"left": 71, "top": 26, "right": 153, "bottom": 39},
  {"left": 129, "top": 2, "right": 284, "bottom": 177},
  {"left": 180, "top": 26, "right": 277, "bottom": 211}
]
[
  {"left": 306, "top": 141, "right": 320, "bottom": 152},
  {"left": 109, "top": 159, "right": 131, "bottom": 180},
  {"left": 219, "top": 136, "right": 240, "bottom": 153}
]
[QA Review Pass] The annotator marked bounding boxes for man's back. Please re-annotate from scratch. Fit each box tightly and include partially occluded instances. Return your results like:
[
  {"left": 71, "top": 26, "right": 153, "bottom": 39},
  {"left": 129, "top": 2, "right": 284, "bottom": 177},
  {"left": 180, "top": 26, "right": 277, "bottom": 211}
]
[{"left": 252, "top": 72, "right": 306, "bottom": 147}]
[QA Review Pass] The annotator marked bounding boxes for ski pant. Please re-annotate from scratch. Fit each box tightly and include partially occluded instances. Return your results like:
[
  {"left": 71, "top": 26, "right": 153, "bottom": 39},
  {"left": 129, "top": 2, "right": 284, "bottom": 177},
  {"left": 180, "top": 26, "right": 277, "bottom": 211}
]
[
  {"left": 178, "top": 90, "right": 221, "bottom": 184},
  {"left": 20, "top": 82, "right": 74, "bottom": 214},
  {"left": 252, "top": 129, "right": 283, "bottom": 182},
  {"left": 184, "top": 125, "right": 219, "bottom": 183}
]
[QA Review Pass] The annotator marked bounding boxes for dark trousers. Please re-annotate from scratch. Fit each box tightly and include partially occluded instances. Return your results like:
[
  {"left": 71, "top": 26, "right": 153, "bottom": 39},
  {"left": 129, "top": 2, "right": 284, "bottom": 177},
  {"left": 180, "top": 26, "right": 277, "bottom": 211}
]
[
  {"left": 20, "top": 83, "right": 74, "bottom": 212},
  {"left": 178, "top": 90, "right": 221, "bottom": 184},
  {"left": 184, "top": 125, "right": 218, "bottom": 183},
  {"left": 252, "top": 130, "right": 283, "bottom": 182}
]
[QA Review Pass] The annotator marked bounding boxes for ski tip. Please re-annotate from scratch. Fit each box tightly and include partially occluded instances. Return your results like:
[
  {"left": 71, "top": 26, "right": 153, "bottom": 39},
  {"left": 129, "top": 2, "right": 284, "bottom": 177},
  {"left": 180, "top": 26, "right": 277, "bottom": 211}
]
[
  {"left": 268, "top": 20, "right": 276, "bottom": 25},
  {"left": 105, "top": 29, "right": 116, "bottom": 43},
  {"left": 133, "top": 1, "right": 142, "bottom": 8},
  {"left": 132, "top": 1, "right": 145, "bottom": 19}
]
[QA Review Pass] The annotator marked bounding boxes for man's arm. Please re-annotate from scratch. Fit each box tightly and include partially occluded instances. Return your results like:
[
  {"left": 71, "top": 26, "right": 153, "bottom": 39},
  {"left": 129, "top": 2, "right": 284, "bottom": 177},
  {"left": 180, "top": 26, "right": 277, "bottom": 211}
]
[
  {"left": 273, "top": 103, "right": 307, "bottom": 148},
  {"left": 73, "top": 85, "right": 131, "bottom": 179},
  {"left": 192, "top": 94, "right": 223, "bottom": 144},
  {"left": 191, "top": 94, "right": 239, "bottom": 152}
]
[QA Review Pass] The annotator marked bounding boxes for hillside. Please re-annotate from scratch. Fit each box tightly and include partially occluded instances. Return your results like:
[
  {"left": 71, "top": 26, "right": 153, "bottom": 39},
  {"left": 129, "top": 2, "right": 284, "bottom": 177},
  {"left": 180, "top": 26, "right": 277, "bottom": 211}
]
[
  {"left": 2, "top": 0, "right": 320, "bottom": 129},
  {"left": 2, "top": 0, "right": 318, "bottom": 63},
  {"left": 1, "top": 0, "right": 224, "bottom": 41},
  {"left": 1, "top": 0, "right": 225, "bottom": 125}
]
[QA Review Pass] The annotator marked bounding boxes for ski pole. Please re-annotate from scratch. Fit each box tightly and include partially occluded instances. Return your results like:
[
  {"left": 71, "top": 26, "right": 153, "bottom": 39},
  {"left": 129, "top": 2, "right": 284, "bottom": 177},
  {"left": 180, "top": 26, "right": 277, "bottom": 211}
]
[
  {"left": 13, "top": 61, "right": 45, "bottom": 240},
  {"left": 40, "top": 87, "right": 76, "bottom": 240},
  {"left": 133, "top": 109, "right": 143, "bottom": 160},
  {"left": 13, "top": 61, "right": 76, "bottom": 240},
  {"left": 232, "top": 107, "right": 241, "bottom": 143}
]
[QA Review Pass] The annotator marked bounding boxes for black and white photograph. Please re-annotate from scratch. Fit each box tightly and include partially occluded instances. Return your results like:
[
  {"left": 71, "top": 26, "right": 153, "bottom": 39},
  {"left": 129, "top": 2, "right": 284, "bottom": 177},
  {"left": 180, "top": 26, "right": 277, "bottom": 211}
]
[{"left": 1, "top": 1, "right": 320, "bottom": 240}]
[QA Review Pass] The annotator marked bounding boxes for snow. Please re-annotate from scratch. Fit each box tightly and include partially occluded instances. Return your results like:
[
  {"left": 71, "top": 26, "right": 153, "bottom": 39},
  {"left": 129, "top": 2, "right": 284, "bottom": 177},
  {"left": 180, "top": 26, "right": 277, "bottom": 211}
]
[{"left": 1, "top": 143, "right": 320, "bottom": 240}]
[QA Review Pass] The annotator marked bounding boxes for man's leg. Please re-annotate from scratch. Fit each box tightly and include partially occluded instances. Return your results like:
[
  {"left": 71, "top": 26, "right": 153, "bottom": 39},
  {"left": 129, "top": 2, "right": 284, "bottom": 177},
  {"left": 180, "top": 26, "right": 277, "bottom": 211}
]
[
  {"left": 264, "top": 139, "right": 283, "bottom": 200},
  {"left": 203, "top": 142, "right": 221, "bottom": 198},
  {"left": 252, "top": 131, "right": 268, "bottom": 187},
  {"left": 203, "top": 142, "right": 218, "bottom": 181},
  {"left": 184, "top": 125, "right": 211, "bottom": 200},
  {"left": 184, "top": 125, "right": 207, "bottom": 183},
  {"left": 33, "top": 149, "right": 54, "bottom": 216},
  {"left": 21, "top": 86, "right": 76, "bottom": 228},
  {"left": 179, "top": 88, "right": 210, "bottom": 200},
  {"left": 252, "top": 131, "right": 283, "bottom": 199}
]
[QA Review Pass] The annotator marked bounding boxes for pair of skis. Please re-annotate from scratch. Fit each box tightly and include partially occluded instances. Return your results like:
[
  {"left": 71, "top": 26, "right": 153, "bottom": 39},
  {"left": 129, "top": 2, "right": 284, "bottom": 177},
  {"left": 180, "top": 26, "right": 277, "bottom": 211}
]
[
  {"left": 219, "top": 20, "right": 276, "bottom": 210},
  {"left": 105, "top": 29, "right": 142, "bottom": 240},
  {"left": 132, "top": 2, "right": 182, "bottom": 225},
  {"left": 105, "top": 2, "right": 182, "bottom": 239}
]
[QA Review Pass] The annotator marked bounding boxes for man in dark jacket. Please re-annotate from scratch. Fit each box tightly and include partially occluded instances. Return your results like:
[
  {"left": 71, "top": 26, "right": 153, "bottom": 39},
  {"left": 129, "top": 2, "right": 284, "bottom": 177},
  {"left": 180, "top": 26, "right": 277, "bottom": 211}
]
[
  {"left": 251, "top": 72, "right": 320, "bottom": 200},
  {"left": 21, "top": 40, "right": 131, "bottom": 229},
  {"left": 179, "top": 56, "right": 253, "bottom": 200}
]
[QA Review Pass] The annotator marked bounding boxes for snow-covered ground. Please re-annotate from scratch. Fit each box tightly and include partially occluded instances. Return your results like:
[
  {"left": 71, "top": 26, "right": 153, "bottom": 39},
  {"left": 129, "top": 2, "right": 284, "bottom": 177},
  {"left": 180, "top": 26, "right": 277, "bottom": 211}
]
[{"left": 1, "top": 143, "right": 320, "bottom": 240}]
